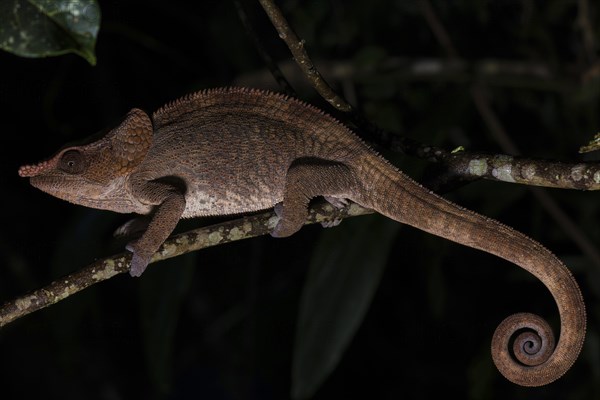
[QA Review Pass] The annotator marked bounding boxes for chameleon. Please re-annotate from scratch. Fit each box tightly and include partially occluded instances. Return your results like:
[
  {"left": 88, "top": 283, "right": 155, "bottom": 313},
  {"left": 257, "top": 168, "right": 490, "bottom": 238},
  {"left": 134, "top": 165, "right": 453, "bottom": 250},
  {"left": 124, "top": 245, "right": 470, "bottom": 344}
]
[{"left": 18, "top": 87, "right": 585, "bottom": 386}]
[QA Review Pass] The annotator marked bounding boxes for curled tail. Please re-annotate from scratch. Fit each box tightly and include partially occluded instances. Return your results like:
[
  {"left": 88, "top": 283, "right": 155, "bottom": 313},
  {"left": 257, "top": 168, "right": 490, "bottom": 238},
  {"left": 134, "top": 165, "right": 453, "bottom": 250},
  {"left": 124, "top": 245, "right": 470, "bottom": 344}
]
[{"left": 355, "top": 158, "right": 586, "bottom": 386}]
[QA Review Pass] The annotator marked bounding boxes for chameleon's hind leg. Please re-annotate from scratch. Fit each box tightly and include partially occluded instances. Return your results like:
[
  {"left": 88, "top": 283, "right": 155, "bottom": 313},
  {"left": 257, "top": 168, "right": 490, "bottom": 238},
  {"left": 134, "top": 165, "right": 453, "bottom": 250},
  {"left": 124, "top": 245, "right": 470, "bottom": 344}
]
[{"left": 271, "top": 160, "right": 358, "bottom": 237}]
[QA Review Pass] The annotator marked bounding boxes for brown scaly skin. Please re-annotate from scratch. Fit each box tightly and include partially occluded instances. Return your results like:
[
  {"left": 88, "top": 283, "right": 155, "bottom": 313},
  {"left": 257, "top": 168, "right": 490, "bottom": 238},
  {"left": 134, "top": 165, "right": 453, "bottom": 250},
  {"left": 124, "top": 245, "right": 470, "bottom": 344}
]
[{"left": 18, "top": 87, "right": 585, "bottom": 386}]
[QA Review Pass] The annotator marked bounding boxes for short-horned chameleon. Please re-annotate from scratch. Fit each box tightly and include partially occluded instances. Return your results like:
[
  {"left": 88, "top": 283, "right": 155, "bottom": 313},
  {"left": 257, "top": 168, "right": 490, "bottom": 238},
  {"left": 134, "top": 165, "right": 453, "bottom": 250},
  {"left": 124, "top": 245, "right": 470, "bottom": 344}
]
[{"left": 18, "top": 87, "right": 585, "bottom": 386}]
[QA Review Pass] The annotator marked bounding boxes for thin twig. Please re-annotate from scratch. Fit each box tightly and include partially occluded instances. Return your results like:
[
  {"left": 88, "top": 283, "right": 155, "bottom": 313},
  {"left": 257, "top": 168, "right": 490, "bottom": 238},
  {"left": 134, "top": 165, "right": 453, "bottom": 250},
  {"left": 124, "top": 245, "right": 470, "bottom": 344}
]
[
  {"left": 234, "top": 58, "right": 567, "bottom": 92},
  {"left": 383, "top": 57, "right": 561, "bottom": 87},
  {"left": 258, "top": 0, "right": 352, "bottom": 112}
]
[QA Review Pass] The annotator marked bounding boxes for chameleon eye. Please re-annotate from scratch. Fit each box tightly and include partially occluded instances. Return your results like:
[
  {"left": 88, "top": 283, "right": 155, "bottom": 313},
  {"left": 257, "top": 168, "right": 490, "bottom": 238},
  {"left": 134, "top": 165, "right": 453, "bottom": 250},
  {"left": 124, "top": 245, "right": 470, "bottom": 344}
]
[{"left": 59, "top": 150, "right": 86, "bottom": 174}]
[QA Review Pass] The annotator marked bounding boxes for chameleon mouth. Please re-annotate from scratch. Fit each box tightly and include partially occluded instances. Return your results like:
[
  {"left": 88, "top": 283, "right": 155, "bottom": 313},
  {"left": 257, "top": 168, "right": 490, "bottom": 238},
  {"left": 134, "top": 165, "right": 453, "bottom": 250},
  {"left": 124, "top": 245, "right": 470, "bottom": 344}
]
[{"left": 27, "top": 174, "right": 137, "bottom": 212}]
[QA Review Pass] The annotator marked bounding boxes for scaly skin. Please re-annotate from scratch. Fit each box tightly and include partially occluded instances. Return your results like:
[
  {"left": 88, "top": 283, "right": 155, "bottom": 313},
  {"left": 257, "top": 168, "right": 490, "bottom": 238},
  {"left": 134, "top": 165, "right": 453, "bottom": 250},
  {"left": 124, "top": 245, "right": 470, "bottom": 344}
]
[{"left": 18, "top": 87, "right": 585, "bottom": 385}]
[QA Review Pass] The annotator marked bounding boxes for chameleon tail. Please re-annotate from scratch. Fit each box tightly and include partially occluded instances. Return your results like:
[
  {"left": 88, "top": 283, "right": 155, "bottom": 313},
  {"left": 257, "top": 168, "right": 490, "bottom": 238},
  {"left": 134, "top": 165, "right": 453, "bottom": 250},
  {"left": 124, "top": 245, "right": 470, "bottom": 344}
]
[{"left": 356, "top": 158, "right": 586, "bottom": 386}]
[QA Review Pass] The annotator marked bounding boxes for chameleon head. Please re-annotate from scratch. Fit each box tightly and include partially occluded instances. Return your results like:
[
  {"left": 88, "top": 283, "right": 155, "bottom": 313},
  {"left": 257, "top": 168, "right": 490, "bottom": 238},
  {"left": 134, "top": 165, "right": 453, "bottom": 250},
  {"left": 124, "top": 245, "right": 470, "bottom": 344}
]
[{"left": 18, "top": 108, "right": 154, "bottom": 213}]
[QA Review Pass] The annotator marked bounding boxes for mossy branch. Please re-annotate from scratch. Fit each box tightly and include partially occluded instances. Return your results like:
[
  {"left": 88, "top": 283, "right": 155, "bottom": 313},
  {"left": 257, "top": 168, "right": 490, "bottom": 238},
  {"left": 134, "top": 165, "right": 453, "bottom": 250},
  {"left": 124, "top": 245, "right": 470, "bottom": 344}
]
[{"left": 0, "top": 202, "right": 372, "bottom": 328}]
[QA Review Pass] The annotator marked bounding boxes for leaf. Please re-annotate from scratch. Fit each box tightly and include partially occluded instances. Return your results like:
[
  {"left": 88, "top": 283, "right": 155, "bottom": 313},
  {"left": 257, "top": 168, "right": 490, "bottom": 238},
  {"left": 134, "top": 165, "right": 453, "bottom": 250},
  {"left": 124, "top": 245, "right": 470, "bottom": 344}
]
[
  {"left": 291, "top": 215, "right": 400, "bottom": 399},
  {"left": 0, "top": 0, "right": 100, "bottom": 65}
]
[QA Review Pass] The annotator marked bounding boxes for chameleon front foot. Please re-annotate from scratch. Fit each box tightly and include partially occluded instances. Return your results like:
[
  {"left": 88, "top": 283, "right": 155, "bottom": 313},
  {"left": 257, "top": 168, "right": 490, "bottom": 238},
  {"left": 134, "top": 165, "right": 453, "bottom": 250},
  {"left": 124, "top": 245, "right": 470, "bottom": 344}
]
[{"left": 125, "top": 242, "right": 153, "bottom": 277}]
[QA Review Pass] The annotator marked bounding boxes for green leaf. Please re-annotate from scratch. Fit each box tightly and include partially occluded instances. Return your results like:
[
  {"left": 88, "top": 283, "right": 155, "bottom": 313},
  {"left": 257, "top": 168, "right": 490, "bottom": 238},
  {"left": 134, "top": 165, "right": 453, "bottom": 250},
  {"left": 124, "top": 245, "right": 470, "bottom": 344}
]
[
  {"left": 292, "top": 215, "right": 400, "bottom": 399},
  {"left": 0, "top": 0, "right": 100, "bottom": 65}
]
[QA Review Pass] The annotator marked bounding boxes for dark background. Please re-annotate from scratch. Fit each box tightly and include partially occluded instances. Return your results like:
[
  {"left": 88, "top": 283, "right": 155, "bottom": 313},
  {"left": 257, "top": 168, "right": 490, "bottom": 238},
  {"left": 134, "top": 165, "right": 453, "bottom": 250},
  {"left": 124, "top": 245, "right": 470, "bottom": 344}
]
[{"left": 1, "top": 0, "right": 599, "bottom": 399}]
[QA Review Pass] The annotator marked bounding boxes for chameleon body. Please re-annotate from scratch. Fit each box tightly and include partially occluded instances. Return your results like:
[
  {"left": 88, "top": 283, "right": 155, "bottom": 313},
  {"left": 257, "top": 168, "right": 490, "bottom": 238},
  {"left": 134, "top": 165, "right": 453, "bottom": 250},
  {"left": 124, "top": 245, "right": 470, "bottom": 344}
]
[{"left": 18, "top": 87, "right": 585, "bottom": 386}]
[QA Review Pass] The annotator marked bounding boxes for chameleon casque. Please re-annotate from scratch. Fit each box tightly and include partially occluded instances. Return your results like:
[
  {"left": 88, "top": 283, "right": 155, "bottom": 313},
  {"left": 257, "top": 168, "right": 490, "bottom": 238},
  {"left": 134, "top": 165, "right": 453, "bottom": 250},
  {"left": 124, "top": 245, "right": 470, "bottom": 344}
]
[{"left": 18, "top": 87, "right": 585, "bottom": 386}]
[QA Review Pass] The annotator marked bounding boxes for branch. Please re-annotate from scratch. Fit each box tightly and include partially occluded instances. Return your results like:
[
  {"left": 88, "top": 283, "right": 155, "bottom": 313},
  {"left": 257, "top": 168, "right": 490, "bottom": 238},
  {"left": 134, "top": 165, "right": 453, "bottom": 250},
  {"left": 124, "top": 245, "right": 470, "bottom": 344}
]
[
  {"left": 0, "top": 202, "right": 372, "bottom": 328},
  {"left": 234, "top": 57, "right": 567, "bottom": 91},
  {"left": 256, "top": 0, "right": 600, "bottom": 191},
  {"left": 375, "top": 131, "right": 600, "bottom": 191}
]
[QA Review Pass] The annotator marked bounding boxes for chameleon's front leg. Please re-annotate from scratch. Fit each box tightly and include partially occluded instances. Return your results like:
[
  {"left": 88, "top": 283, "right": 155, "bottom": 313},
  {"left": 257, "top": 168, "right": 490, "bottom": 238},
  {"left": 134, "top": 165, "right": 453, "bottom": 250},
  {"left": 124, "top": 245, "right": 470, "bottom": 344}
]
[
  {"left": 271, "top": 160, "right": 358, "bottom": 237},
  {"left": 127, "top": 181, "right": 186, "bottom": 277}
]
